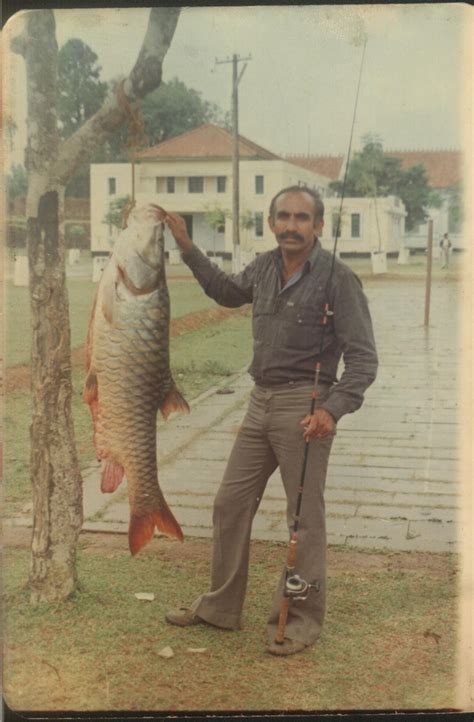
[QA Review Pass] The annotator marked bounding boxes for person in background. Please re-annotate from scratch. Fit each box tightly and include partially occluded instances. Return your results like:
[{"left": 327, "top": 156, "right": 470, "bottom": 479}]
[{"left": 440, "top": 233, "right": 452, "bottom": 269}]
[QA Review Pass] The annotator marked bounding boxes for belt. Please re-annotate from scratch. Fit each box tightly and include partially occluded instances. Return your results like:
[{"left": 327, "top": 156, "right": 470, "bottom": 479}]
[{"left": 255, "top": 379, "right": 332, "bottom": 390}]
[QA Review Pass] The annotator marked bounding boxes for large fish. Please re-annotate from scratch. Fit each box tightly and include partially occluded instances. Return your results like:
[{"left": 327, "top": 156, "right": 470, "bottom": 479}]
[{"left": 83, "top": 204, "right": 188, "bottom": 555}]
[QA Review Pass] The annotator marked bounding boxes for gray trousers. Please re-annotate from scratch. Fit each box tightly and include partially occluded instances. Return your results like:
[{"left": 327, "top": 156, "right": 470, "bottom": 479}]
[{"left": 191, "top": 382, "right": 334, "bottom": 645}]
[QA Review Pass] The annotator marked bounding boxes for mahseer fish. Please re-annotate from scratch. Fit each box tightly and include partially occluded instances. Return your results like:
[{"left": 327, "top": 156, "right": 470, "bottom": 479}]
[{"left": 83, "top": 204, "right": 188, "bottom": 555}]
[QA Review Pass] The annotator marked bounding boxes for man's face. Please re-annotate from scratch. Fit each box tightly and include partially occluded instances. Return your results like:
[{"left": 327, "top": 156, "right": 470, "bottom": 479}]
[{"left": 268, "top": 191, "right": 324, "bottom": 257}]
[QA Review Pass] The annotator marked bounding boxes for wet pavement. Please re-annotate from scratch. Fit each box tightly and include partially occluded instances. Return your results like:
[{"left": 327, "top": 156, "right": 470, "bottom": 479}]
[{"left": 76, "top": 276, "right": 462, "bottom": 553}]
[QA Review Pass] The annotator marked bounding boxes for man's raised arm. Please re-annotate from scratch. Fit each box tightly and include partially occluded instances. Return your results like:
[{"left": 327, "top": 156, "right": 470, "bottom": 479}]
[{"left": 165, "top": 211, "right": 254, "bottom": 308}]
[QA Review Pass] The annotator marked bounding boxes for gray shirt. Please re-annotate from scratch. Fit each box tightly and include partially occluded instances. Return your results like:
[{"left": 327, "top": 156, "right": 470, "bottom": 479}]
[{"left": 181, "top": 239, "right": 378, "bottom": 422}]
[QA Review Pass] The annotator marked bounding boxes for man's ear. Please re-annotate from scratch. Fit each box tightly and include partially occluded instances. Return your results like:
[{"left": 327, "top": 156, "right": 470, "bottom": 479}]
[
  {"left": 314, "top": 218, "right": 324, "bottom": 236},
  {"left": 268, "top": 215, "right": 275, "bottom": 234}
]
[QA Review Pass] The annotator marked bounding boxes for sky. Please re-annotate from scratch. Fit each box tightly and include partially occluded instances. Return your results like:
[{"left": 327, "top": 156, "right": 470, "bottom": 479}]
[{"left": 4, "top": 4, "right": 469, "bottom": 166}]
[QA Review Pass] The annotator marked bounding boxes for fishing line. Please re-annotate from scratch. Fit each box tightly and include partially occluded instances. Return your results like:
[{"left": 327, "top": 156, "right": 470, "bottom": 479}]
[{"left": 275, "top": 38, "right": 368, "bottom": 645}]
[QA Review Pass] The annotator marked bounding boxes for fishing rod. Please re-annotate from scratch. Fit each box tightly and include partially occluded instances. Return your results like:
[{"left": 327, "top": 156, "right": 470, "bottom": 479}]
[{"left": 275, "top": 38, "right": 368, "bottom": 645}]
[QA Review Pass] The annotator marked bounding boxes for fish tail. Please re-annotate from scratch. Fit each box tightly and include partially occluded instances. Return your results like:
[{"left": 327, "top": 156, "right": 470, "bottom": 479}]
[
  {"left": 129, "top": 501, "right": 184, "bottom": 555},
  {"left": 160, "top": 385, "right": 190, "bottom": 420}
]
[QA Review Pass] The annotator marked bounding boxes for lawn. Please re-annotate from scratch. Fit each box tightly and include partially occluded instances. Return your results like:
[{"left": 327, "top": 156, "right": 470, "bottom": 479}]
[
  {"left": 3, "top": 531, "right": 458, "bottom": 712},
  {"left": 5, "top": 275, "right": 219, "bottom": 367}
]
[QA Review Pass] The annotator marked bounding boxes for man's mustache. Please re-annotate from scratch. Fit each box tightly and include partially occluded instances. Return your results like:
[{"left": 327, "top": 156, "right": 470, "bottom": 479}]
[{"left": 277, "top": 232, "right": 304, "bottom": 242}]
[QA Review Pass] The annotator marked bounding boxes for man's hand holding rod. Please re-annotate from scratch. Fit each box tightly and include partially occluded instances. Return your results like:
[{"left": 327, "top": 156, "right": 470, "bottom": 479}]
[{"left": 300, "top": 409, "right": 336, "bottom": 441}]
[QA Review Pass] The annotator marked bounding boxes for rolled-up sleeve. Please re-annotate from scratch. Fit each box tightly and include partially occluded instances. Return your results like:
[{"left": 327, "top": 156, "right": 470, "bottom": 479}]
[
  {"left": 321, "top": 269, "right": 378, "bottom": 421},
  {"left": 182, "top": 246, "right": 255, "bottom": 307}
]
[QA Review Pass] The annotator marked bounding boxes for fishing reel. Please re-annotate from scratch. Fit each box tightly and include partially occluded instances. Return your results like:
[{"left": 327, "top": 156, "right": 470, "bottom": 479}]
[{"left": 284, "top": 574, "right": 320, "bottom": 601}]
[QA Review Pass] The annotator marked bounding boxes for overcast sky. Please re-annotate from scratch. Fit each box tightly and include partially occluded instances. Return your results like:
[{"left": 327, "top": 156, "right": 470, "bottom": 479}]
[{"left": 4, "top": 4, "right": 469, "bottom": 165}]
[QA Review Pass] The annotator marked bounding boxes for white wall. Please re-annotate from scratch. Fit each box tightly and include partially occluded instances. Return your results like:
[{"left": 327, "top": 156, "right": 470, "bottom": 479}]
[
  {"left": 90, "top": 163, "right": 133, "bottom": 253},
  {"left": 320, "top": 196, "right": 406, "bottom": 254},
  {"left": 90, "top": 157, "right": 331, "bottom": 255}
]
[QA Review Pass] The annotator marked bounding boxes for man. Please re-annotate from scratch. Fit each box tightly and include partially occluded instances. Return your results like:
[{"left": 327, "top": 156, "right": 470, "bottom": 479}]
[
  {"left": 440, "top": 232, "right": 452, "bottom": 269},
  {"left": 163, "top": 186, "right": 378, "bottom": 656}
]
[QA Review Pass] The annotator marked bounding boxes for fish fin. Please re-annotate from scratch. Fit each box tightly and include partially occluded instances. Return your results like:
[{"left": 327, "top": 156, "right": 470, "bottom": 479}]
[
  {"left": 160, "top": 386, "right": 190, "bottom": 420},
  {"left": 101, "top": 459, "right": 125, "bottom": 493},
  {"left": 83, "top": 371, "right": 102, "bottom": 454},
  {"left": 83, "top": 370, "right": 98, "bottom": 404},
  {"left": 101, "top": 278, "right": 117, "bottom": 325},
  {"left": 85, "top": 284, "right": 101, "bottom": 371},
  {"left": 129, "top": 503, "right": 184, "bottom": 556}
]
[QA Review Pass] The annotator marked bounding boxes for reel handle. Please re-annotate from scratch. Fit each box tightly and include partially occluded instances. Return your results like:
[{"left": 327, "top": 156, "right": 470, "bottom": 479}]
[{"left": 275, "top": 596, "right": 290, "bottom": 644}]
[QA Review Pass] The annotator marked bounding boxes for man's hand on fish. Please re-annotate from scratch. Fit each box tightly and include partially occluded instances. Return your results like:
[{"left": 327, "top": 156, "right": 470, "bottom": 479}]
[
  {"left": 165, "top": 211, "right": 194, "bottom": 253},
  {"left": 300, "top": 409, "right": 336, "bottom": 441}
]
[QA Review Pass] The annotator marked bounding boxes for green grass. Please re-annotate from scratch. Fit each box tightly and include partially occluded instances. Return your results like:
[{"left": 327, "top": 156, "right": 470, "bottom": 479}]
[
  {"left": 2, "top": 538, "right": 458, "bottom": 712},
  {"left": 6, "top": 277, "right": 220, "bottom": 368},
  {"left": 4, "top": 312, "right": 252, "bottom": 511}
]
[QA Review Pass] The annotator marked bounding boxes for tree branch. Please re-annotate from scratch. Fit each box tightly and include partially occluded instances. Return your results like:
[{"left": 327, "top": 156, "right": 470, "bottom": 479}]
[{"left": 50, "top": 7, "right": 181, "bottom": 187}]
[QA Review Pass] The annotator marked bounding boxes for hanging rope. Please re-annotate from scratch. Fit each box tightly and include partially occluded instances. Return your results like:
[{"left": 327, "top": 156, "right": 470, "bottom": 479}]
[{"left": 116, "top": 80, "right": 150, "bottom": 227}]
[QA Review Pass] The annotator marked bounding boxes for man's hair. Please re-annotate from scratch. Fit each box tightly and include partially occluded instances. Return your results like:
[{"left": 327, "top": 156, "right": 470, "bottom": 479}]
[{"left": 269, "top": 185, "right": 325, "bottom": 222}]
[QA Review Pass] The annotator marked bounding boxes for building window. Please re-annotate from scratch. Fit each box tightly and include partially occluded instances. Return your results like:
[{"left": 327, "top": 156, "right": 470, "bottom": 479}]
[
  {"left": 188, "top": 176, "right": 204, "bottom": 193},
  {"left": 351, "top": 213, "right": 361, "bottom": 238},
  {"left": 166, "top": 177, "right": 175, "bottom": 193},
  {"left": 255, "top": 175, "right": 264, "bottom": 195},
  {"left": 255, "top": 212, "right": 264, "bottom": 237},
  {"left": 217, "top": 176, "right": 227, "bottom": 193},
  {"left": 108, "top": 178, "right": 116, "bottom": 195}
]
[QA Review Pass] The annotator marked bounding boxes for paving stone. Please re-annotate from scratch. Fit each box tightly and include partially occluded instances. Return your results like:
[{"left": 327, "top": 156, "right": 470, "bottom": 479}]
[{"left": 355, "top": 504, "right": 457, "bottom": 523}]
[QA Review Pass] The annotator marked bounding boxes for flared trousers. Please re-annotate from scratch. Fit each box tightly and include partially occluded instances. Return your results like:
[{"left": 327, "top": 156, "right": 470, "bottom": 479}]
[{"left": 191, "top": 382, "right": 334, "bottom": 645}]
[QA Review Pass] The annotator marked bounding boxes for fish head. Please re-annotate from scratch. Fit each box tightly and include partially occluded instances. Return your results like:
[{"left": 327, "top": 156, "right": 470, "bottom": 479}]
[{"left": 113, "top": 204, "right": 166, "bottom": 292}]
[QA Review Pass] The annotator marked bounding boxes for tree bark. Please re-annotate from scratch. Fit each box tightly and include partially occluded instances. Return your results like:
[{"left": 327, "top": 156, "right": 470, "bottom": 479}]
[{"left": 11, "top": 7, "right": 181, "bottom": 603}]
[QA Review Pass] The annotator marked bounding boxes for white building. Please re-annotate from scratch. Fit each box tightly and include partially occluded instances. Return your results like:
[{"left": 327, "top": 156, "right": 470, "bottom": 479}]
[
  {"left": 90, "top": 124, "right": 330, "bottom": 258},
  {"left": 287, "top": 149, "right": 465, "bottom": 251},
  {"left": 320, "top": 196, "right": 406, "bottom": 255}
]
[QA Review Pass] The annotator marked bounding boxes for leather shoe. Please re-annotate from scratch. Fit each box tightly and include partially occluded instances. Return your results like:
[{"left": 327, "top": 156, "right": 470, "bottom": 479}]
[
  {"left": 165, "top": 607, "right": 206, "bottom": 627},
  {"left": 266, "top": 638, "right": 307, "bottom": 656}
]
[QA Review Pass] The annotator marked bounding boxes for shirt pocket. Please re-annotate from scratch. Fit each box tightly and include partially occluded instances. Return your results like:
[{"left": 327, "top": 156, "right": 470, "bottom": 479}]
[
  {"left": 252, "top": 293, "right": 275, "bottom": 341},
  {"left": 282, "top": 299, "right": 333, "bottom": 352}
]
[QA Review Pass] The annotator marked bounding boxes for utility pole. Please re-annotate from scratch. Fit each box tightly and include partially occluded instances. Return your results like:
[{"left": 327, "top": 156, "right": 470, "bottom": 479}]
[
  {"left": 216, "top": 53, "right": 251, "bottom": 272},
  {"left": 424, "top": 219, "right": 434, "bottom": 327}
]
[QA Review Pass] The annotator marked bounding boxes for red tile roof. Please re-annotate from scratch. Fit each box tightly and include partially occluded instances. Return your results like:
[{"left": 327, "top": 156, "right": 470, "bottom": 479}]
[
  {"left": 284, "top": 155, "right": 345, "bottom": 181},
  {"left": 384, "top": 150, "right": 462, "bottom": 189},
  {"left": 136, "top": 124, "right": 281, "bottom": 161}
]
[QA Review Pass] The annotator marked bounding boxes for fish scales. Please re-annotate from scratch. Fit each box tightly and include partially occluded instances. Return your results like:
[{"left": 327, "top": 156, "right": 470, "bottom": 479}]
[{"left": 84, "top": 204, "right": 189, "bottom": 555}]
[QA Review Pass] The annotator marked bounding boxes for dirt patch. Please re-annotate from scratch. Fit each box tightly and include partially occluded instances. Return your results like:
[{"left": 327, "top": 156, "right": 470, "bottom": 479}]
[{"left": 5, "top": 305, "right": 251, "bottom": 394}]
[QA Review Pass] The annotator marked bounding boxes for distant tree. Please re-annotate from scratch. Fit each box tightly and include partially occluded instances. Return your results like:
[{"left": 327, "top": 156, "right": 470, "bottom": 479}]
[
  {"left": 57, "top": 39, "right": 109, "bottom": 197},
  {"left": 330, "top": 136, "right": 441, "bottom": 232},
  {"left": 240, "top": 210, "right": 256, "bottom": 231},
  {"left": 103, "top": 195, "right": 133, "bottom": 229},
  {"left": 6, "top": 163, "right": 28, "bottom": 209},
  {"left": 57, "top": 38, "right": 108, "bottom": 138},
  {"left": 140, "top": 77, "right": 229, "bottom": 145},
  {"left": 5, "top": 114, "right": 18, "bottom": 151},
  {"left": 398, "top": 165, "right": 442, "bottom": 231},
  {"left": 447, "top": 181, "right": 463, "bottom": 233},
  {"left": 204, "top": 204, "right": 229, "bottom": 234}
]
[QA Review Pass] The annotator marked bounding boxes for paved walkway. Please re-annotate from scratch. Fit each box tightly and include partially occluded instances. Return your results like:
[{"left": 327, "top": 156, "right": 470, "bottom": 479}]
[{"left": 79, "top": 276, "right": 462, "bottom": 553}]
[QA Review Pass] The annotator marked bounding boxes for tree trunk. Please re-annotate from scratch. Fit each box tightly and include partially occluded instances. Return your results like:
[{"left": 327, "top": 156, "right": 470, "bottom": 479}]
[
  {"left": 14, "top": 10, "right": 82, "bottom": 603},
  {"left": 10, "top": 7, "right": 181, "bottom": 603},
  {"left": 28, "top": 189, "right": 83, "bottom": 603}
]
